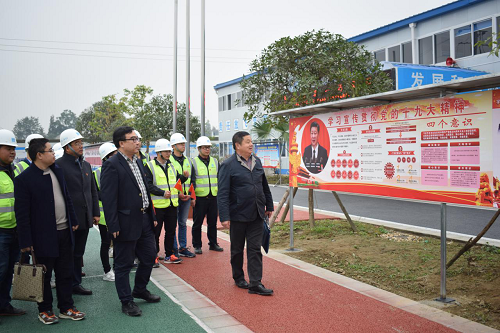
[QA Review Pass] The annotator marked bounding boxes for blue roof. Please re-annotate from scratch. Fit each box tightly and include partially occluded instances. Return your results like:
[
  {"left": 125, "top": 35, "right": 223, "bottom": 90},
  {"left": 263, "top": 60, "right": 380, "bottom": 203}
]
[
  {"left": 348, "top": 0, "right": 487, "bottom": 43},
  {"left": 214, "top": 72, "right": 257, "bottom": 90}
]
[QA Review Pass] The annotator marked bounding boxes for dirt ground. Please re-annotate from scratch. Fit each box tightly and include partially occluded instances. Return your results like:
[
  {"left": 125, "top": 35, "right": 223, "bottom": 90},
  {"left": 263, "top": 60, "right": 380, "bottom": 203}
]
[{"left": 269, "top": 219, "right": 500, "bottom": 330}]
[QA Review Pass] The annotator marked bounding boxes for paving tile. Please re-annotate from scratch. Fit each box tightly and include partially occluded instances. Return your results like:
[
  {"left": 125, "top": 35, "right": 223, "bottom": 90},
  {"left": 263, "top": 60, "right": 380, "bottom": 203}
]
[
  {"left": 165, "top": 284, "right": 193, "bottom": 294},
  {"left": 202, "top": 314, "right": 242, "bottom": 329},
  {"left": 181, "top": 299, "right": 215, "bottom": 310},
  {"left": 212, "top": 324, "right": 254, "bottom": 333},
  {"left": 361, "top": 288, "right": 399, "bottom": 301},
  {"left": 158, "top": 278, "right": 186, "bottom": 287},
  {"left": 190, "top": 306, "right": 228, "bottom": 319},
  {"left": 381, "top": 295, "right": 420, "bottom": 309},
  {"left": 450, "top": 320, "right": 499, "bottom": 333},
  {"left": 172, "top": 291, "right": 204, "bottom": 301}
]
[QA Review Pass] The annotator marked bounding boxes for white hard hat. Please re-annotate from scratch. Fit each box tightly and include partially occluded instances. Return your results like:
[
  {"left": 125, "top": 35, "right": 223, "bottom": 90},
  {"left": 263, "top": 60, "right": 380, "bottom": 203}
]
[
  {"left": 170, "top": 133, "right": 187, "bottom": 145},
  {"left": 52, "top": 143, "right": 62, "bottom": 152},
  {"left": 99, "top": 142, "right": 117, "bottom": 160},
  {"left": 155, "top": 139, "right": 172, "bottom": 153},
  {"left": 196, "top": 136, "right": 211, "bottom": 148},
  {"left": 0, "top": 129, "right": 18, "bottom": 147},
  {"left": 55, "top": 149, "right": 64, "bottom": 159},
  {"left": 25, "top": 134, "right": 44, "bottom": 148},
  {"left": 60, "top": 129, "right": 83, "bottom": 147},
  {"left": 134, "top": 130, "right": 142, "bottom": 139}
]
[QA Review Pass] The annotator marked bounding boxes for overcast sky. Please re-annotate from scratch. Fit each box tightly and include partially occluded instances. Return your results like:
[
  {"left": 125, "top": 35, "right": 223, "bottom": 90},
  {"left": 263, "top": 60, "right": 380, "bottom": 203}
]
[{"left": 0, "top": 0, "right": 453, "bottom": 134}]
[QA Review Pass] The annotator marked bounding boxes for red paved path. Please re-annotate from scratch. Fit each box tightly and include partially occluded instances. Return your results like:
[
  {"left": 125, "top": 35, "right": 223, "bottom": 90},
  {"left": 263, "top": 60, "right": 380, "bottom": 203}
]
[{"left": 160, "top": 225, "right": 455, "bottom": 333}]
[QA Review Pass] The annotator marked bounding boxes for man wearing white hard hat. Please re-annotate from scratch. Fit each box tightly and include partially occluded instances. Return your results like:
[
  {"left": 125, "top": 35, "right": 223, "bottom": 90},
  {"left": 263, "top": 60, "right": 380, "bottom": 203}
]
[
  {"left": 56, "top": 129, "right": 99, "bottom": 296},
  {"left": 144, "top": 139, "right": 182, "bottom": 265},
  {"left": 134, "top": 130, "right": 150, "bottom": 166},
  {"left": 93, "top": 142, "right": 118, "bottom": 282},
  {"left": 13, "top": 133, "right": 43, "bottom": 177},
  {"left": 169, "top": 133, "right": 196, "bottom": 258},
  {"left": 0, "top": 129, "right": 26, "bottom": 316},
  {"left": 191, "top": 136, "right": 223, "bottom": 254}
]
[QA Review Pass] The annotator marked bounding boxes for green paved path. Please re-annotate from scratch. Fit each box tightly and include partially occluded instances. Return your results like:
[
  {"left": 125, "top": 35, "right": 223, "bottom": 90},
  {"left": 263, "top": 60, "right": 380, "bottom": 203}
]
[{"left": 2, "top": 227, "right": 206, "bottom": 333}]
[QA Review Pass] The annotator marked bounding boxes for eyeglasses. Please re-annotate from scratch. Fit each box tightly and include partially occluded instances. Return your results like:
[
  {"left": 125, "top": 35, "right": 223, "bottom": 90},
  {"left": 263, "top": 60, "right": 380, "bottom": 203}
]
[
  {"left": 123, "top": 137, "right": 140, "bottom": 143},
  {"left": 71, "top": 141, "right": 83, "bottom": 147},
  {"left": 40, "top": 149, "right": 54, "bottom": 153}
]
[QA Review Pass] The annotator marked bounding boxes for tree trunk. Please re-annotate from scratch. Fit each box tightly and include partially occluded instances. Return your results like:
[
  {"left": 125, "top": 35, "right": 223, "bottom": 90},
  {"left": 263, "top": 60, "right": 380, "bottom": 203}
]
[
  {"left": 446, "top": 209, "right": 500, "bottom": 268},
  {"left": 279, "top": 187, "right": 298, "bottom": 224},
  {"left": 308, "top": 189, "right": 315, "bottom": 228},
  {"left": 270, "top": 187, "right": 290, "bottom": 227}
]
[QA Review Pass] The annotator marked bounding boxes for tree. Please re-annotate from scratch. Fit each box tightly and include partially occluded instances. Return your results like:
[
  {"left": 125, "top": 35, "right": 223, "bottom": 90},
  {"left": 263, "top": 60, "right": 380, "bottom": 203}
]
[
  {"left": 124, "top": 85, "right": 155, "bottom": 150},
  {"left": 47, "top": 110, "right": 77, "bottom": 139},
  {"left": 240, "top": 29, "right": 392, "bottom": 125},
  {"left": 475, "top": 33, "right": 500, "bottom": 57},
  {"left": 76, "top": 107, "right": 101, "bottom": 143},
  {"left": 13, "top": 116, "right": 44, "bottom": 140}
]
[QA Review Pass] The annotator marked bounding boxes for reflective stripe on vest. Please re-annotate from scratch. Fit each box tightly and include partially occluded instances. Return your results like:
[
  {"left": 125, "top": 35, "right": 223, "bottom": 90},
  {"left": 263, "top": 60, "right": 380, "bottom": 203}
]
[
  {"left": 0, "top": 171, "right": 16, "bottom": 228},
  {"left": 93, "top": 167, "right": 106, "bottom": 226},
  {"left": 169, "top": 155, "right": 191, "bottom": 195},
  {"left": 147, "top": 161, "right": 179, "bottom": 208},
  {"left": 192, "top": 156, "right": 218, "bottom": 197},
  {"left": 13, "top": 161, "right": 29, "bottom": 177}
]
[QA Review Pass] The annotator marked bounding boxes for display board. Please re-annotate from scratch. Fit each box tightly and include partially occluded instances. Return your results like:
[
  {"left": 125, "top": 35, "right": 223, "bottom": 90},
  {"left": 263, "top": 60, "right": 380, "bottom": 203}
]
[
  {"left": 255, "top": 143, "right": 280, "bottom": 168},
  {"left": 289, "top": 89, "right": 500, "bottom": 207}
]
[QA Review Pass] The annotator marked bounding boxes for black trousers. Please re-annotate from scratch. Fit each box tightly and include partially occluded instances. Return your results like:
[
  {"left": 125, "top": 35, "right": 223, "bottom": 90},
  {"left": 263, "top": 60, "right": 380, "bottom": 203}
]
[
  {"left": 192, "top": 196, "right": 218, "bottom": 248},
  {"left": 99, "top": 224, "right": 112, "bottom": 274},
  {"left": 72, "top": 227, "right": 89, "bottom": 288},
  {"left": 153, "top": 206, "right": 177, "bottom": 257},
  {"left": 37, "top": 228, "right": 74, "bottom": 313},
  {"left": 113, "top": 213, "right": 156, "bottom": 303},
  {"left": 230, "top": 217, "right": 264, "bottom": 287}
]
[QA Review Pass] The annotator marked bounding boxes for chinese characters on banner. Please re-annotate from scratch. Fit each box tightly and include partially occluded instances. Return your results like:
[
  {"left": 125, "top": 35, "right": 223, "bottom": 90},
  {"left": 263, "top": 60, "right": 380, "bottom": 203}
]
[{"left": 289, "top": 90, "right": 500, "bottom": 207}]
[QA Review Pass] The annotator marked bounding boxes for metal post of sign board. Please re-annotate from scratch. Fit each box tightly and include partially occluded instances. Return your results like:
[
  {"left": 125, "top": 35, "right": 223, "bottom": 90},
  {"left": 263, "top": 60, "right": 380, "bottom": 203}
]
[
  {"left": 285, "top": 186, "right": 300, "bottom": 252},
  {"left": 436, "top": 203, "right": 455, "bottom": 303}
]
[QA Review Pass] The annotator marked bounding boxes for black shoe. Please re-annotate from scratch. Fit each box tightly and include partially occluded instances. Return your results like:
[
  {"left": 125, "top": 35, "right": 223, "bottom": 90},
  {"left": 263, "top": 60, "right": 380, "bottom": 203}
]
[
  {"left": 72, "top": 285, "right": 93, "bottom": 295},
  {"left": 235, "top": 280, "right": 249, "bottom": 289},
  {"left": 132, "top": 290, "right": 161, "bottom": 303},
  {"left": 0, "top": 304, "right": 26, "bottom": 316},
  {"left": 194, "top": 247, "right": 203, "bottom": 255},
  {"left": 209, "top": 244, "right": 224, "bottom": 252},
  {"left": 248, "top": 284, "right": 273, "bottom": 296},
  {"left": 122, "top": 301, "right": 142, "bottom": 317}
]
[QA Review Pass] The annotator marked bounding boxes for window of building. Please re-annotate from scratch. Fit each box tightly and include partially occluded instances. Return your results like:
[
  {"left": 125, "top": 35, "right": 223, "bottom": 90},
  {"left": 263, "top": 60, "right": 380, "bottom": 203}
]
[
  {"left": 388, "top": 45, "right": 400, "bottom": 62},
  {"left": 374, "top": 49, "right": 385, "bottom": 62},
  {"left": 434, "top": 31, "right": 450, "bottom": 63},
  {"left": 223, "top": 95, "right": 227, "bottom": 111},
  {"left": 402, "top": 42, "right": 412, "bottom": 63},
  {"left": 474, "top": 19, "right": 492, "bottom": 55},
  {"left": 218, "top": 97, "right": 223, "bottom": 111},
  {"left": 227, "top": 94, "right": 232, "bottom": 110},
  {"left": 234, "top": 119, "right": 239, "bottom": 130},
  {"left": 226, "top": 120, "right": 231, "bottom": 132},
  {"left": 455, "top": 25, "right": 472, "bottom": 58},
  {"left": 237, "top": 91, "right": 243, "bottom": 107},
  {"left": 418, "top": 36, "right": 433, "bottom": 64}
]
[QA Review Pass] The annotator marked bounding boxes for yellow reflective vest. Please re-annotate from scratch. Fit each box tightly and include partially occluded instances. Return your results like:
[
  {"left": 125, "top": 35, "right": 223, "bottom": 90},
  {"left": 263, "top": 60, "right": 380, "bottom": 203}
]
[
  {"left": 147, "top": 160, "right": 179, "bottom": 208},
  {"left": 0, "top": 169, "right": 16, "bottom": 228},
  {"left": 93, "top": 167, "right": 107, "bottom": 226},
  {"left": 192, "top": 156, "right": 218, "bottom": 197},
  {"left": 13, "top": 160, "right": 29, "bottom": 177},
  {"left": 169, "top": 155, "right": 191, "bottom": 195}
]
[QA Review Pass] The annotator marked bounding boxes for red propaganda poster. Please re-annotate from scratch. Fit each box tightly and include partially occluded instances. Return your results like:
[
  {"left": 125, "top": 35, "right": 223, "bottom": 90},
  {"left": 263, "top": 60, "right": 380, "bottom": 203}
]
[{"left": 288, "top": 89, "right": 500, "bottom": 208}]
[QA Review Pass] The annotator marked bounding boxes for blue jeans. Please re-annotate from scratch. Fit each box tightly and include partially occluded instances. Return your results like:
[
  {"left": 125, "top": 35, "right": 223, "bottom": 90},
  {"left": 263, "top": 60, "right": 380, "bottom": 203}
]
[
  {"left": 0, "top": 230, "right": 20, "bottom": 309},
  {"left": 173, "top": 198, "right": 190, "bottom": 252}
]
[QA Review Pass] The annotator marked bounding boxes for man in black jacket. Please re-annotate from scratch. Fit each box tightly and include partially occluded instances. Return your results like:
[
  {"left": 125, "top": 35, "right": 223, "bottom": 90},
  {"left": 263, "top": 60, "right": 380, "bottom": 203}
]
[
  {"left": 56, "top": 129, "right": 99, "bottom": 296},
  {"left": 302, "top": 121, "right": 328, "bottom": 174},
  {"left": 101, "top": 127, "right": 160, "bottom": 317},
  {"left": 218, "top": 131, "right": 274, "bottom": 296}
]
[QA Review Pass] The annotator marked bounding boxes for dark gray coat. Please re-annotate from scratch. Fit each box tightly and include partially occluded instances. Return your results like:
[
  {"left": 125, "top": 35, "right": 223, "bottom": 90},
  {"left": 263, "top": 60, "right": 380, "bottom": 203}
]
[
  {"left": 56, "top": 152, "right": 99, "bottom": 229},
  {"left": 217, "top": 153, "right": 273, "bottom": 222}
]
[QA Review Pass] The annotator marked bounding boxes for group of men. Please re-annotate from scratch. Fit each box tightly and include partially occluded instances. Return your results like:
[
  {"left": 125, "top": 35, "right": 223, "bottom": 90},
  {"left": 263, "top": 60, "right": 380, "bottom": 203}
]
[{"left": 0, "top": 125, "right": 274, "bottom": 326}]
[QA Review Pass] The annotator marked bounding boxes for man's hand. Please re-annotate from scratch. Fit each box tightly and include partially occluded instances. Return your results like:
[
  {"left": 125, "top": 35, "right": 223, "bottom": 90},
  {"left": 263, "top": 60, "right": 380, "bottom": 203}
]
[
  {"left": 265, "top": 211, "right": 272, "bottom": 218},
  {"left": 179, "top": 193, "right": 189, "bottom": 201},
  {"left": 163, "top": 190, "right": 171, "bottom": 199},
  {"left": 93, "top": 216, "right": 100, "bottom": 225},
  {"left": 21, "top": 246, "right": 33, "bottom": 253},
  {"left": 221, "top": 221, "right": 230, "bottom": 229},
  {"left": 183, "top": 170, "right": 189, "bottom": 177},
  {"left": 113, "top": 231, "right": 120, "bottom": 238},
  {"left": 154, "top": 221, "right": 158, "bottom": 227},
  {"left": 191, "top": 199, "right": 196, "bottom": 207},
  {"left": 72, "top": 225, "right": 79, "bottom": 231}
]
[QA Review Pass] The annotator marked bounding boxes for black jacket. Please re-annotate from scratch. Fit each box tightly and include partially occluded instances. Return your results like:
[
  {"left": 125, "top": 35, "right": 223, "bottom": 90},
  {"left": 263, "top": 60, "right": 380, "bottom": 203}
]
[
  {"left": 100, "top": 153, "right": 156, "bottom": 241},
  {"left": 15, "top": 163, "right": 78, "bottom": 257},
  {"left": 217, "top": 154, "right": 273, "bottom": 222},
  {"left": 302, "top": 144, "right": 328, "bottom": 174},
  {"left": 56, "top": 152, "right": 99, "bottom": 229}
]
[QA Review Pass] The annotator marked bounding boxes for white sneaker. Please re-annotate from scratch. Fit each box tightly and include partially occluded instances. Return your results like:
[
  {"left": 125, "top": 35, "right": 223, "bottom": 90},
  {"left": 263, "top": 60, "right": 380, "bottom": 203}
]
[
  {"left": 108, "top": 247, "right": 113, "bottom": 258},
  {"left": 103, "top": 270, "right": 115, "bottom": 282}
]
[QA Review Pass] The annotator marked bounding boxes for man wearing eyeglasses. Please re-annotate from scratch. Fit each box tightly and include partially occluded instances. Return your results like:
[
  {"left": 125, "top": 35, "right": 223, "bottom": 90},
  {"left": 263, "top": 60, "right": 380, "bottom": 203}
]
[
  {"left": 100, "top": 126, "right": 160, "bottom": 317},
  {"left": 56, "top": 129, "right": 99, "bottom": 296}
]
